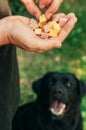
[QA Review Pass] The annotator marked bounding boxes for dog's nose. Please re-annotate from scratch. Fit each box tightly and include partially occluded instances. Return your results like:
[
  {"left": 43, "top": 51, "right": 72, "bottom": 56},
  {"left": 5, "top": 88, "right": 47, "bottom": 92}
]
[{"left": 53, "top": 88, "right": 63, "bottom": 98}]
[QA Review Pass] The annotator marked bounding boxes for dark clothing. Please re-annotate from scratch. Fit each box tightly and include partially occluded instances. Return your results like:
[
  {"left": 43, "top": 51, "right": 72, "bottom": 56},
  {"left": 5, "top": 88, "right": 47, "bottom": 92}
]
[
  {"left": 0, "top": 45, "right": 20, "bottom": 130},
  {"left": 0, "top": 1, "right": 20, "bottom": 130}
]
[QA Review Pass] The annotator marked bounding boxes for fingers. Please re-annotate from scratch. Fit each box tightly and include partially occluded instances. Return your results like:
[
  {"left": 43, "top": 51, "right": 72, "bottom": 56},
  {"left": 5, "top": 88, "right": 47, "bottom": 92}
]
[
  {"left": 24, "top": 37, "right": 61, "bottom": 53},
  {"left": 21, "top": 0, "right": 41, "bottom": 19},
  {"left": 34, "top": 37, "right": 61, "bottom": 52},
  {"left": 52, "top": 13, "right": 65, "bottom": 22},
  {"left": 24, "top": 34, "right": 61, "bottom": 52},
  {"left": 57, "top": 13, "right": 77, "bottom": 43},
  {"left": 52, "top": 13, "right": 68, "bottom": 28},
  {"left": 59, "top": 17, "right": 68, "bottom": 27},
  {"left": 21, "top": 0, "right": 63, "bottom": 20},
  {"left": 45, "top": 0, "right": 63, "bottom": 19},
  {"left": 38, "top": 0, "right": 52, "bottom": 8}
]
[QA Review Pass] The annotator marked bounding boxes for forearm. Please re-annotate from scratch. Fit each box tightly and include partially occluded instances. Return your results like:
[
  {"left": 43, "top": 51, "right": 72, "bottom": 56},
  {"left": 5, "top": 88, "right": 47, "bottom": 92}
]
[{"left": 0, "top": 0, "right": 11, "bottom": 46}]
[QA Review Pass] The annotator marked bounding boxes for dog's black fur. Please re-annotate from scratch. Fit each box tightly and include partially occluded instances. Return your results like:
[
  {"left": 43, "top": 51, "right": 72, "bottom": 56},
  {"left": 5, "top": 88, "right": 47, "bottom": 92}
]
[{"left": 12, "top": 72, "right": 86, "bottom": 130}]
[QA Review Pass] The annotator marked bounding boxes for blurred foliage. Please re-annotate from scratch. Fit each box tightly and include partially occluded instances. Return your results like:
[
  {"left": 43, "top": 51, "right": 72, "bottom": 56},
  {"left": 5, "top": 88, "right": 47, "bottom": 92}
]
[{"left": 10, "top": 0, "right": 86, "bottom": 129}]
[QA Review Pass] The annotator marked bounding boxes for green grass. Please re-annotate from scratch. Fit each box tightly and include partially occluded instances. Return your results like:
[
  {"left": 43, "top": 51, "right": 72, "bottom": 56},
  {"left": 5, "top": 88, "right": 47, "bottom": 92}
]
[{"left": 10, "top": 0, "right": 86, "bottom": 129}]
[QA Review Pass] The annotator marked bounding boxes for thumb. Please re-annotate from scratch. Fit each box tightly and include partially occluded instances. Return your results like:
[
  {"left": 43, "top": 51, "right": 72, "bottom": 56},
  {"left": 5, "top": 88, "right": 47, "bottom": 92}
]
[{"left": 35, "top": 37, "right": 61, "bottom": 51}]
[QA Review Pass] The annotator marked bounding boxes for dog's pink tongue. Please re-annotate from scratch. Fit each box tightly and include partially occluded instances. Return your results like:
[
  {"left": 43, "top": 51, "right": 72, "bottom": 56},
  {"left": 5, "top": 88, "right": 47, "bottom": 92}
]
[
  {"left": 50, "top": 101, "right": 66, "bottom": 113},
  {"left": 51, "top": 101, "right": 59, "bottom": 108}
]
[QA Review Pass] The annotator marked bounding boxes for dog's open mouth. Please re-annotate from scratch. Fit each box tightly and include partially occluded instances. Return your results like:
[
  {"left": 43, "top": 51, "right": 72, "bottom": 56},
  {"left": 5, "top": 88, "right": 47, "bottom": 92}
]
[{"left": 49, "top": 101, "right": 66, "bottom": 116}]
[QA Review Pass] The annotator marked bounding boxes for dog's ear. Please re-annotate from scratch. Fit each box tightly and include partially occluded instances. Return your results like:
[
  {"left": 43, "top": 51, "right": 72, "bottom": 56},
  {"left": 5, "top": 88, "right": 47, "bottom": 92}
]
[
  {"left": 32, "top": 78, "right": 42, "bottom": 94},
  {"left": 79, "top": 80, "right": 86, "bottom": 98}
]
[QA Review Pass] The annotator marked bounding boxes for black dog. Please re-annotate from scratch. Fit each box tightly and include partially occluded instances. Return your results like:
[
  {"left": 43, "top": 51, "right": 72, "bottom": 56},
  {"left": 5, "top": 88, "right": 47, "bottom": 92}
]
[{"left": 12, "top": 72, "right": 86, "bottom": 130}]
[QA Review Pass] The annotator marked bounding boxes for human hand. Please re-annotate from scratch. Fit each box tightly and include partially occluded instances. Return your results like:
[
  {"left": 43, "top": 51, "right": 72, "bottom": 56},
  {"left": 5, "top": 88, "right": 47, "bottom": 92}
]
[
  {"left": 0, "top": 16, "right": 61, "bottom": 53},
  {"left": 0, "top": 14, "right": 77, "bottom": 53},
  {"left": 21, "top": 0, "right": 63, "bottom": 19}
]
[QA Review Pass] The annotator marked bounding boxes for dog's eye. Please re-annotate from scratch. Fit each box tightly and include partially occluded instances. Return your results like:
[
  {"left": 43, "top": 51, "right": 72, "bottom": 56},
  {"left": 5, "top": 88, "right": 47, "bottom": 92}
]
[
  {"left": 66, "top": 82, "right": 72, "bottom": 88},
  {"left": 48, "top": 78, "right": 55, "bottom": 85},
  {"left": 48, "top": 80, "right": 53, "bottom": 85}
]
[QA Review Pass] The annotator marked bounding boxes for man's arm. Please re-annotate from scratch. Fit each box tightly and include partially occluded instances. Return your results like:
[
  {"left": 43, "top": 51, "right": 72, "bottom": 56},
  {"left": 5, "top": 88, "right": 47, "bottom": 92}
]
[{"left": 0, "top": 0, "right": 11, "bottom": 46}]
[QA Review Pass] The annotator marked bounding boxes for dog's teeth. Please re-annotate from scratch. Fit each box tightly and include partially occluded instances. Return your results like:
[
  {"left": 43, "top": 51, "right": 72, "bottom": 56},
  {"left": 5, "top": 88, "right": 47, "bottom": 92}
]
[{"left": 50, "top": 108, "right": 63, "bottom": 116}]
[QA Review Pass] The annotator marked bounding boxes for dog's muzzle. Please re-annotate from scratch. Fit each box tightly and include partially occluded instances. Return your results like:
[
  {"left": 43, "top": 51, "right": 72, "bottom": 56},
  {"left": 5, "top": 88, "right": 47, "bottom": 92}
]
[{"left": 49, "top": 87, "right": 67, "bottom": 116}]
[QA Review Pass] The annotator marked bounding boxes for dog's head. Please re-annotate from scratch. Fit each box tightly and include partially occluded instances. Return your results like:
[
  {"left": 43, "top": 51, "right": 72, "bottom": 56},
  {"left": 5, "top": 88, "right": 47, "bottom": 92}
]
[{"left": 32, "top": 72, "right": 86, "bottom": 119}]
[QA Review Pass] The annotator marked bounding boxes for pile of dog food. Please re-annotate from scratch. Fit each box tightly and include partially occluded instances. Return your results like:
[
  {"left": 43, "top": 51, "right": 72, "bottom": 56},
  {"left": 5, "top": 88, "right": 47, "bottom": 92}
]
[{"left": 29, "top": 14, "right": 61, "bottom": 39}]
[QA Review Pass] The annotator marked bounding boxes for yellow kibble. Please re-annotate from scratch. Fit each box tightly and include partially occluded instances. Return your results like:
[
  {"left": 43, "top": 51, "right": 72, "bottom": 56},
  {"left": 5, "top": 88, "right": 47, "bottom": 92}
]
[
  {"left": 34, "top": 14, "right": 61, "bottom": 38},
  {"left": 49, "top": 30, "right": 58, "bottom": 37},
  {"left": 49, "top": 21, "right": 56, "bottom": 29},
  {"left": 39, "top": 14, "right": 47, "bottom": 23},
  {"left": 49, "top": 21, "right": 61, "bottom": 36},
  {"left": 34, "top": 28, "right": 42, "bottom": 35},
  {"left": 38, "top": 22, "right": 47, "bottom": 28},
  {"left": 49, "top": 21, "right": 61, "bottom": 30},
  {"left": 55, "top": 28, "right": 61, "bottom": 34},
  {"left": 54, "top": 24, "right": 61, "bottom": 32},
  {"left": 49, "top": 28, "right": 61, "bottom": 37}
]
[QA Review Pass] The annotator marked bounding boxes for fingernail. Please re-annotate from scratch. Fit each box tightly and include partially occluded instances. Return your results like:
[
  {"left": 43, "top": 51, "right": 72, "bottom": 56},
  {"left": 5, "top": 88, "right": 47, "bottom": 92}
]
[
  {"left": 39, "top": 4, "right": 45, "bottom": 9},
  {"left": 46, "top": 13, "right": 52, "bottom": 19},
  {"left": 54, "top": 41, "right": 62, "bottom": 48}
]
